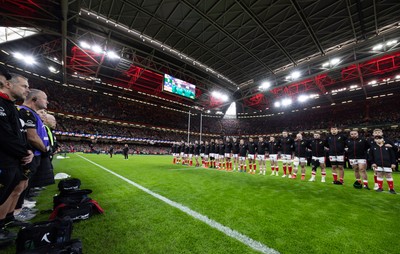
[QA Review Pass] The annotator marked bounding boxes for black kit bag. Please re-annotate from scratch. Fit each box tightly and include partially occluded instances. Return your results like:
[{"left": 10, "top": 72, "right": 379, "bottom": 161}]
[
  {"left": 53, "top": 189, "right": 93, "bottom": 209},
  {"left": 17, "top": 239, "right": 82, "bottom": 254},
  {"left": 58, "top": 178, "right": 81, "bottom": 191},
  {"left": 16, "top": 218, "right": 73, "bottom": 253}
]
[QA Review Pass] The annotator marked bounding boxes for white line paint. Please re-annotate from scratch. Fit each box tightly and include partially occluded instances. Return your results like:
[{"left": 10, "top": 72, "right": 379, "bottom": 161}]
[{"left": 76, "top": 154, "right": 279, "bottom": 254}]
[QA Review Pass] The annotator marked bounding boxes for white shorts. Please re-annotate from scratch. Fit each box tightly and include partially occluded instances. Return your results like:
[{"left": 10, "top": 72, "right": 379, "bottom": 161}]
[
  {"left": 225, "top": 153, "right": 231, "bottom": 158},
  {"left": 269, "top": 154, "right": 278, "bottom": 161},
  {"left": 180, "top": 152, "right": 184, "bottom": 157},
  {"left": 374, "top": 166, "right": 392, "bottom": 173},
  {"left": 204, "top": 155, "right": 209, "bottom": 159},
  {"left": 189, "top": 154, "right": 193, "bottom": 158},
  {"left": 233, "top": 154, "right": 238, "bottom": 158},
  {"left": 257, "top": 154, "right": 266, "bottom": 161},
  {"left": 281, "top": 154, "right": 292, "bottom": 162},
  {"left": 312, "top": 156, "right": 325, "bottom": 164},
  {"left": 239, "top": 156, "right": 246, "bottom": 161},
  {"left": 293, "top": 157, "right": 307, "bottom": 166},
  {"left": 247, "top": 154, "right": 255, "bottom": 160},
  {"left": 195, "top": 154, "right": 199, "bottom": 158},
  {"left": 329, "top": 155, "right": 344, "bottom": 162},
  {"left": 210, "top": 153, "right": 215, "bottom": 158},
  {"left": 200, "top": 153, "right": 205, "bottom": 157},
  {"left": 219, "top": 154, "right": 225, "bottom": 159},
  {"left": 349, "top": 159, "right": 367, "bottom": 166},
  {"left": 182, "top": 154, "right": 187, "bottom": 158},
  {"left": 172, "top": 153, "right": 177, "bottom": 157},
  {"left": 215, "top": 154, "right": 219, "bottom": 160}
]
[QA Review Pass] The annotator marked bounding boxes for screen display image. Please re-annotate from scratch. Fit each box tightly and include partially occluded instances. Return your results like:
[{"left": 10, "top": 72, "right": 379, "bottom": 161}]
[{"left": 163, "top": 74, "right": 196, "bottom": 99}]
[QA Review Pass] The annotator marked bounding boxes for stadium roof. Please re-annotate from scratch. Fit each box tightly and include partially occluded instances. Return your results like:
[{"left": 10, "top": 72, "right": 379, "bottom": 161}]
[{"left": 1, "top": 0, "right": 400, "bottom": 115}]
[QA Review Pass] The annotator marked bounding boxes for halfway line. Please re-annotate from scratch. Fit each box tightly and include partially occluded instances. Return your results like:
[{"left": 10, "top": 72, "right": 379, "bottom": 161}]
[{"left": 76, "top": 154, "right": 279, "bottom": 254}]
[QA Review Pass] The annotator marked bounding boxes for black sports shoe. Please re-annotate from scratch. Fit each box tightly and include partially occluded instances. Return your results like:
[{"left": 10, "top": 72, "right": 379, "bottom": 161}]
[
  {"left": 363, "top": 185, "right": 370, "bottom": 190},
  {"left": 376, "top": 188, "right": 384, "bottom": 192},
  {"left": 0, "top": 228, "right": 17, "bottom": 241},
  {"left": 389, "top": 189, "right": 397, "bottom": 194},
  {"left": 333, "top": 180, "right": 343, "bottom": 185}
]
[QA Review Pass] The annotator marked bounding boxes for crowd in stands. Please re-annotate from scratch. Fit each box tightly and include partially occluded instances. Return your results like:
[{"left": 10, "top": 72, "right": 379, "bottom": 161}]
[
  {"left": 31, "top": 82, "right": 400, "bottom": 142},
  {"left": 59, "top": 142, "right": 170, "bottom": 155}
]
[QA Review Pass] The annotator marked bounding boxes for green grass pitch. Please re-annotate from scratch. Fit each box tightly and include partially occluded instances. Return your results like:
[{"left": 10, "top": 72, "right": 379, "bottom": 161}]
[{"left": 4, "top": 153, "right": 400, "bottom": 254}]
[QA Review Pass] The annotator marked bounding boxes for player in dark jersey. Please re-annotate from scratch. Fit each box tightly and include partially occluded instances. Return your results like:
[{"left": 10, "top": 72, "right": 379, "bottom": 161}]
[
  {"left": 231, "top": 137, "right": 240, "bottom": 171},
  {"left": 184, "top": 142, "right": 190, "bottom": 165},
  {"left": 256, "top": 137, "right": 267, "bottom": 175},
  {"left": 369, "top": 135, "right": 397, "bottom": 194},
  {"left": 267, "top": 136, "right": 280, "bottom": 176},
  {"left": 292, "top": 133, "right": 310, "bottom": 180},
  {"left": 279, "top": 131, "right": 294, "bottom": 178},
  {"left": 171, "top": 142, "right": 178, "bottom": 164},
  {"left": 109, "top": 146, "right": 114, "bottom": 158},
  {"left": 204, "top": 140, "right": 210, "bottom": 168},
  {"left": 188, "top": 141, "right": 195, "bottom": 166},
  {"left": 309, "top": 132, "right": 327, "bottom": 182},
  {"left": 194, "top": 140, "right": 201, "bottom": 167},
  {"left": 200, "top": 140, "right": 205, "bottom": 167},
  {"left": 209, "top": 139, "right": 216, "bottom": 168},
  {"left": 238, "top": 139, "right": 248, "bottom": 172},
  {"left": 218, "top": 139, "right": 225, "bottom": 170},
  {"left": 346, "top": 131, "right": 370, "bottom": 189},
  {"left": 326, "top": 127, "right": 347, "bottom": 184},
  {"left": 247, "top": 137, "right": 257, "bottom": 174},
  {"left": 179, "top": 140, "right": 185, "bottom": 165},
  {"left": 224, "top": 137, "right": 233, "bottom": 171}
]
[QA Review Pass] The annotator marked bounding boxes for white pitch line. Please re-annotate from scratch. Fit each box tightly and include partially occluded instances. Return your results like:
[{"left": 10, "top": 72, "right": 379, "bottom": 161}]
[{"left": 76, "top": 154, "right": 279, "bottom": 254}]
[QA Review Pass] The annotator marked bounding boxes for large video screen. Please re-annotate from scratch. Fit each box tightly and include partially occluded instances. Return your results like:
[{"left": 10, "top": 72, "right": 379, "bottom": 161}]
[{"left": 163, "top": 74, "right": 196, "bottom": 99}]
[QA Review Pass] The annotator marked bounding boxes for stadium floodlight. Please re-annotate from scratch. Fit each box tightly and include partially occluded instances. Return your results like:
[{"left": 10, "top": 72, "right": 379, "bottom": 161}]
[
  {"left": 106, "top": 51, "right": 120, "bottom": 59},
  {"left": 13, "top": 52, "right": 24, "bottom": 59},
  {"left": 274, "top": 101, "right": 281, "bottom": 108},
  {"left": 211, "top": 91, "right": 221, "bottom": 97},
  {"left": 298, "top": 94, "right": 309, "bottom": 103},
  {"left": 330, "top": 58, "right": 340, "bottom": 66},
  {"left": 259, "top": 81, "right": 271, "bottom": 91},
  {"left": 91, "top": 45, "right": 103, "bottom": 53},
  {"left": 24, "top": 55, "right": 36, "bottom": 65},
  {"left": 395, "top": 75, "right": 400, "bottom": 80},
  {"left": 322, "top": 62, "right": 330, "bottom": 68},
  {"left": 221, "top": 94, "right": 229, "bottom": 102},
  {"left": 48, "top": 66, "right": 59, "bottom": 73},
  {"left": 372, "top": 44, "right": 383, "bottom": 51},
  {"left": 281, "top": 98, "right": 293, "bottom": 106},
  {"left": 368, "top": 80, "right": 377, "bottom": 85},
  {"left": 80, "top": 41, "right": 91, "bottom": 49},
  {"left": 291, "top": 71, "right": 301, "bottom": 80},
  {"left": 386, "top": 40, "right": 398, "bottom": 46}
]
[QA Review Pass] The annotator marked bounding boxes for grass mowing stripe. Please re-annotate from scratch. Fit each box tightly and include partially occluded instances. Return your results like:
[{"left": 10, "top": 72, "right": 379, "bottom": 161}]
[{"left": 76, "top": 154, "right": 280, "bottom": 254}]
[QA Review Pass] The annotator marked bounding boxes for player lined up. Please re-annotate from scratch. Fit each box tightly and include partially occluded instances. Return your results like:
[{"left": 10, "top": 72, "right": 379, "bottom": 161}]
[{"left": 171, "top": 127, "right": 398, "bottom": 194}]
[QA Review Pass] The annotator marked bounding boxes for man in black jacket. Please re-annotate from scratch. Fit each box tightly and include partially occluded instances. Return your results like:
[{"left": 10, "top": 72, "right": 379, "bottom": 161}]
[
  {"left": 326, "top": 127, "right": 347, "bottom": 184},
  {"left": 0, "top": 69, "right": 33, "bottom": 242}
]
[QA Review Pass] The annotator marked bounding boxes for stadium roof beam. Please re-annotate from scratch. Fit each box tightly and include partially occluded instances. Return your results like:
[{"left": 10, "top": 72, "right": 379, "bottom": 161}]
[
  {"left": 181, "top": 0, "right": 275, "bottom": 75},
  {"left": 289, "top": 0, "right": 325, "bottom": 55},
  {"left": 234, "top": 0, "right": 296, "bottom": 66},
  {"left": 345, "top": 0, "right": 358, "bottom": 43},
  {"left": 61, "top": 0, "right": 68, "bottom": 86},
  {"left": 100, "top": 1, "right": 244, "bottom": 88},
  {"left": 356, "top": 63, "right": 368, "bottom": 98}
]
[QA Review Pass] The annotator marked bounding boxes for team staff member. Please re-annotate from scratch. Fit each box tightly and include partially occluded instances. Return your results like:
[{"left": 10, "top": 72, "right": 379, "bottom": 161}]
[
  {"left": 200, "top": 141, "right": 205, "bottom": 167},
  {"left": 14, "top": 89, "right": 49, "bottom": 220},
  {"left": 346, "top": 131, "right": 370, "bottom": 189},
  {"left": 326, "top": 127, "right": 347, "bottom": 185},
  {"left": 369, "top": 135, "right": 397, "bottom": 194},
  {"left": 194, "top": 140, "right": 200, "bottom": 167},
  {"left": 0, "top": 71, "right": 33, "bottom": 241},
  {"left": 218, "top": 139, "right": 225, "bottom": 170},
  {"left": 279, "top": 131, "right": 294, "bottom": 178},
  {"left": 123, "top": 144, "right": 129, "bottom": 159},
  {"left": 292, "top": 133, "right": 310, "bottom": 180},
  {"left": 267, "top": 136, "right": 280, "bottom": 176},
  {"left": 247, "top": 138, "right": 257, "bottom": 174},
  {"left": 309, "top": 132, "right": 327, "bottom": 182},
  {"left": 204, "top": 141, "right": 210, "bottom": 168},
  {"left": 209, "top": 139, "right": 216, "bottom": 168}
]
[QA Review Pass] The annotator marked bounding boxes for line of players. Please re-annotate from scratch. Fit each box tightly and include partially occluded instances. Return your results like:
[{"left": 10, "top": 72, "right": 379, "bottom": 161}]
[{"left": 171, "top": 127, "right": 398, "bottom": 194}]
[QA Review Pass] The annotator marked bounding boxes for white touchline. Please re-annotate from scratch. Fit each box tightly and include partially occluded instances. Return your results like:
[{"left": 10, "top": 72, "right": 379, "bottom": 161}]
[{"left": 77, "top": 155, "right": 280, "bottom": 254}]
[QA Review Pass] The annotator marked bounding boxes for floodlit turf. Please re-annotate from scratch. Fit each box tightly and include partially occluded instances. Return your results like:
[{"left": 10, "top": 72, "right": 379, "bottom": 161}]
[{"left": 4, "top": 153, "right": 400, "bottom": 254}]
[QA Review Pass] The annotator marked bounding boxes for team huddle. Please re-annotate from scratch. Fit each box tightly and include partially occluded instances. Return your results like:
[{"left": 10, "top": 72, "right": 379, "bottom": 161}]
[{"left": 171, "top": 127, "right": 398, "bottom": 194}]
